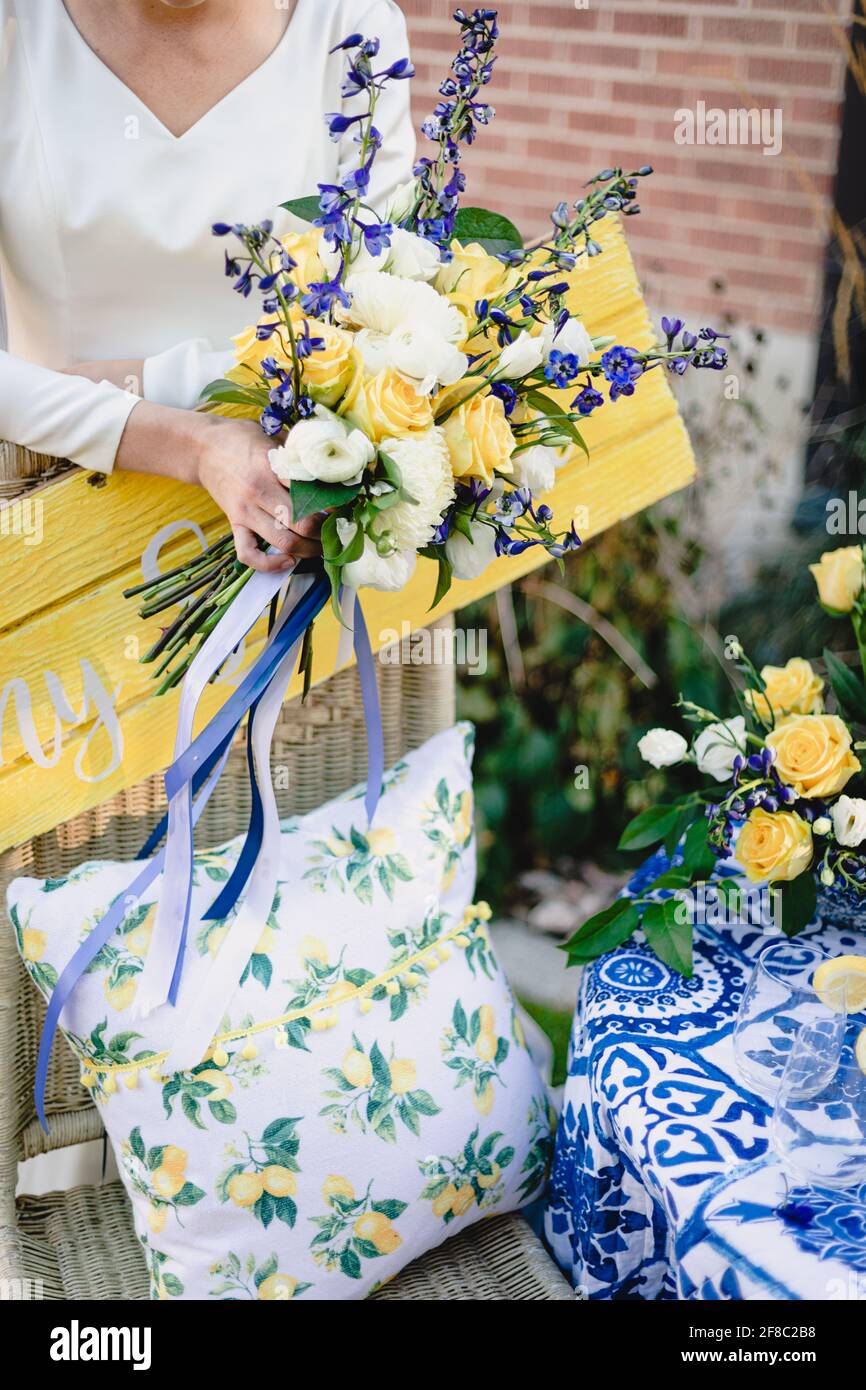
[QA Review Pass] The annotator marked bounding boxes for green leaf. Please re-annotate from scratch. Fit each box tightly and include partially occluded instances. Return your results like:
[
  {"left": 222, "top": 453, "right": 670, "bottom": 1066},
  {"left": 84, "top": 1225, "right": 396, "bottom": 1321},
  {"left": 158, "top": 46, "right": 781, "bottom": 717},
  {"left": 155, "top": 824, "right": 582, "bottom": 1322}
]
[
  {"left": 370, "top": 1041, "right": 392, "bottom": 1091},
  {"left": 421, "top": 548, "right": 452, "bottom": 610},
  {"left": 618, "top": 804, "right": 684, "bottom": 852},
  {"left": 290, "top": 479, "right": 362, "bottom": 524},
  {"left": 642, "top": 898, "right": 693, "bottom": 977},
  {"left": 162, "top": 1273, "right": 184, "bottom": 1297},
  {"left": 524, "top": 390, "right": 588, "bottom": 456},
  {"left": 279, "top": 194, "right": 322, "bottom": 224},
  {"left": 340, "top": 1247, "right": 363, "bottom": 1280},
  {"left": 562, "top": 899, "right": 639, "bottom": 963},
  {"left": 453, "top": 206, "right": 523, "bottom": 255},
  {"left": 772, "top": 872, "right": 817, "bottom": 938},
  {"left": 680, "top": 818, "right": 717, "bottom": 883},
  {"left": 823, "top": 647, "right": 866, "bottom": 723},
  {"left": 198, "top": 378, "right": 267, "bottom": 408}
]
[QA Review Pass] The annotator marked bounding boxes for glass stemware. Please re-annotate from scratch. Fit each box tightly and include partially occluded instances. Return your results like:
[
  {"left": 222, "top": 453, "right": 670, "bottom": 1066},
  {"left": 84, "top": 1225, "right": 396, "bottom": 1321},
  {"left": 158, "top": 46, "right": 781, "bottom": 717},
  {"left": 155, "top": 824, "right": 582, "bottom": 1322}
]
[
  {"left": 771, "top": 1022, "right": 866, "bottom": 1190},
  {"left": 733, "top": 939, "right": 847, "bottom": 1100}
]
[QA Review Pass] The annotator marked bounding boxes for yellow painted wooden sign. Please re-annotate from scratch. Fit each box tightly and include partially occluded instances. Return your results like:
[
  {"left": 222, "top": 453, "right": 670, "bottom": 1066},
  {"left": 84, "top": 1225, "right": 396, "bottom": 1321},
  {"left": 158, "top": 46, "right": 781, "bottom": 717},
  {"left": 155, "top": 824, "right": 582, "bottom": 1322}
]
[{"left": 0, "top": 220, "right": 695, "bottom": 852}]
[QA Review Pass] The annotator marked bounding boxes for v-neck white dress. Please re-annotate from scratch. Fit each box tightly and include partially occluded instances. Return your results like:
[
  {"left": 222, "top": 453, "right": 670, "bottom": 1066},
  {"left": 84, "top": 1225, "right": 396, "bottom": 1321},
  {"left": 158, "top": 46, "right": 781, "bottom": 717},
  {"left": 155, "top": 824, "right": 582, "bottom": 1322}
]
[{"left": 0, "top": 0, "right": 415, "bottom": 472}]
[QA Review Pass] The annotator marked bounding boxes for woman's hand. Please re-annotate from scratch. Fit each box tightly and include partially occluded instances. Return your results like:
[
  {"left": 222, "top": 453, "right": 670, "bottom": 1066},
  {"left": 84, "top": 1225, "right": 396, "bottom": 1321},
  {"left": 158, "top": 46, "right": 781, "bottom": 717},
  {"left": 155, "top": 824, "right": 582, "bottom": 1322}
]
[{"left": 115, "top": 401, "right": 322, "bottom": 572}]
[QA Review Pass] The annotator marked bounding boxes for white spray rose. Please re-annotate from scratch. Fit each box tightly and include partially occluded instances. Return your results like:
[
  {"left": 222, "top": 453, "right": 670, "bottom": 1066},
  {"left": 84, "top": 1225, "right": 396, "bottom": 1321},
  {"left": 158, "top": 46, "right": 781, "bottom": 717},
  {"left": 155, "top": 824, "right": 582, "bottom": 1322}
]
[
  {"left": 510, "top": 443, "right": 561, "bottom": 495},
  {"left": 542, "top": 316, "right": 594, "bottom": 367},
  {"left": 386, "top": 228, "right": 442, "bottom": 281},
  {"left": 269, "top": 408, "right": 375, "bottom": 487},
  {"left": 494, "top": 330, "right": 546, "bottom": 380},
  {"left": 386, "top": 324, "right": 468, "bottom": 394},
  {"left": 385, "top": 179, "right": 420, "bottom": 225},
  {"left": 831, "top": 795, "right": 866, "bottom": 848},
  {"left": 693, "top": 717, "right": 747, "bottom": 782},
  {"left": 637, "top": 728, "right": 688, "bottom": 769},
  {"left": 445, "top": 520, "right": 498, "bottom": 581},
  {"left": 343, "top": 540, "right": 417, "bottom": 592}
]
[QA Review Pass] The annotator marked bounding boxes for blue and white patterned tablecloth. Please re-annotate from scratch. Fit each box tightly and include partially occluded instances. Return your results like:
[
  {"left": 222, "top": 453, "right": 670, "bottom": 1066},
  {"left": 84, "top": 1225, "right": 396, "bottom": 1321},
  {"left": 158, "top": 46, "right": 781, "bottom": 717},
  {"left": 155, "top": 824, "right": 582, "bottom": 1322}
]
[{"left": 544, "top": 851, "right": 866, "bottom": 1301}]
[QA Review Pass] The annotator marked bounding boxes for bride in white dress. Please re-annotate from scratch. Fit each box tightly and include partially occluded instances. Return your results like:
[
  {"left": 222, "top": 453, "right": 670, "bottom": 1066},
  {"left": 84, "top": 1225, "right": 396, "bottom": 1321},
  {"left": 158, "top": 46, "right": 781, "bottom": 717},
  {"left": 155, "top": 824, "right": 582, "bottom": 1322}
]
[{"left": 0, "top": 0, "right": 414, "bottom": 569}]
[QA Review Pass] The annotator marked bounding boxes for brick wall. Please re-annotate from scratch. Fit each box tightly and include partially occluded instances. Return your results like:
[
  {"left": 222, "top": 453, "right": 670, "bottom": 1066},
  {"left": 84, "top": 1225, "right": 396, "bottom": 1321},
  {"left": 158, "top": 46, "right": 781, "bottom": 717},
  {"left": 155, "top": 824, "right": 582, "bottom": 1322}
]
[{"left": 400, "top": 0, "right": 853, "bottom": 336}]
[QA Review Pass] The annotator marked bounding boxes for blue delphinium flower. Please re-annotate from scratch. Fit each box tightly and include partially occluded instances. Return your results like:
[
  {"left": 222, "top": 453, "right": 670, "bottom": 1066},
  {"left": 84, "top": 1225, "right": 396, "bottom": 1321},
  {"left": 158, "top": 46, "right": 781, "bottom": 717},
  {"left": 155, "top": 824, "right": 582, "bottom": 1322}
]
[
  {"left": 544, "top": 350, "right": 580, "bottom": 390},
  {"left": 571, "top": 384, "right": 605, "bottom": 416}
]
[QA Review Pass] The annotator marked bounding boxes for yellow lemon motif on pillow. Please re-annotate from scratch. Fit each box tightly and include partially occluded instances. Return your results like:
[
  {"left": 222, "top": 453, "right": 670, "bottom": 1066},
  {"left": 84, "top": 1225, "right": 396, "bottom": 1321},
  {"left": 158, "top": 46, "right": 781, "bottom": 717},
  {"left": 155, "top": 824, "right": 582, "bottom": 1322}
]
[
  {"left": 255, "top": 925, "right": 274, "bottom": 955},
  {"left": 475, "top": 1080, "right": 495, "bottom": 1116},
  {"left": 389, "top": 1058, "right": 417, "bottom": 1095},
  {"left": 207, "top": 925, "right": 229, "bottom": 959},
  {"left": 322, "top": 1174, "right": 354, "bottom": 1204},
  {"left": 261, "top": 1165, "right": 297, "bottom": 1198},
  {"left": 147, "top": 1203, "right": 167, "bottom": 1235},
  {"left": 353, "top": 1212, "right": 402, "bottom": 1255},
  {"left": 451, "top": 1184, "right": 476, "bottom": 1216},
  {"left": 299, "top": 935, "right": 329, "bottom": 964},
  {"left": 152, "top": 1166, "right": 185, "bottom": 1200},
  {"left": 477, "top": 1162, "right": 501, "bottom": 1190},
  {"left": 366, "top": 828, "right": 396, "bottom": 856},
  {"left": 325, "top": 834, "right": 353, "bottom": 858},
  {"left": 475, "top": 1005, "right": 498, "bottom": 1062},
  {"left": 431, "top": 1183, "right": 457, "bottom": 1217},
  {"left": 228, "top": 1171, "right": 264, "bottom": 1208},
  {"left": 103, "top": 976, "right": 137, "bottom": 1011},
  {"left": 21, "top": 928, "right": 46, "bottom": 962},
  {"left": 258, "top": 1273, "right": 299, "bottom": 1301},
  {"left": 197, "top": 1069, "right": 233, "bottom": 1102},
  {"left": 327, "top": 981, "right": 356, "bottom": 1006},
  {"left": 342, "top": 1049, "right": 373, "bottom": 1089}
]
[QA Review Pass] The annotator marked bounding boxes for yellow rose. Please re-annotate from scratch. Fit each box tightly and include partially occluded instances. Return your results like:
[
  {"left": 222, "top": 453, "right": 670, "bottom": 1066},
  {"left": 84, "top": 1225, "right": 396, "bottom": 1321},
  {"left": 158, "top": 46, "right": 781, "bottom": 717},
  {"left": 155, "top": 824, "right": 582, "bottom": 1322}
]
[
  {"left": 766, "top": 714, "right": 860, "bottom": 798},
  {"left": 21, "top": 928, "right": 46, "bottom": 962},
  {"left": 746, "top": 658, "right": 824, "bottom": 721},
  {"left": 342, "top": 1048, "right": 374, "bottom": 1089},
  {"left": 231, "top": 318, "right": 285, "bottom": 376},
  {"left": 366, "top": 827, "right": 396, "bottom": 856},
  {"left": 301, "top": 322, "right": 359, "bottom": 407},
  {"left": 228, "top": 1171, "right": 263, "bottom": 1208},
  {"left": 279, "top": 228, "right": 326, "bottom": 294},
  {"left": 809, "top": 546, "right": 865, "bottom": 613},
  {"left": 258, "top": 1273, "right": 299, "bottom": 1301},
  {"left": 340, "top": 366, "right": 433, "bottom": 441},
  {"left": 440, "top": 391, "right": 515, "bottom": 486},
  {"left": 322, "top": 1174, "right": 355, "bottom": 1204},
  {"left": 354, "top": 1212, "right": 402, "bottom": 1255},
  {"left": 737, "top": 808, "right": 813, "bottom": 884},
  {"left": 389, "top": 1059, "right": 417, "bottom": 1094},
  {"left": 261, "top": 1164, "right": 297, "bottom": 1198},
  {"left": 436, "top": 240, "right": 520, "bottom": 326}
]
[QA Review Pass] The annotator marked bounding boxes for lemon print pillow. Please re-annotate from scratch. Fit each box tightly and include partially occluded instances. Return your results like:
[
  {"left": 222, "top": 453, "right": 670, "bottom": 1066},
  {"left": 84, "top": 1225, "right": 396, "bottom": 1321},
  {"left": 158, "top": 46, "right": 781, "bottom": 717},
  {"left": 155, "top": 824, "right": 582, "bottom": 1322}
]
[{"left": 8, "top": 723, "right": 554, "bottom": 1300}]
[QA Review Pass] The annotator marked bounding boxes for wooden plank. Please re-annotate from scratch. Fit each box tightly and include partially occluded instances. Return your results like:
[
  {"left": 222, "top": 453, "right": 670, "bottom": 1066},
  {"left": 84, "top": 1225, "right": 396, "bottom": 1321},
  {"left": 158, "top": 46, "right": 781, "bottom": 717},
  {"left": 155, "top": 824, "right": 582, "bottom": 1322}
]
[{"left": 0, "top": 219, "right": 695, "bottom": 850}]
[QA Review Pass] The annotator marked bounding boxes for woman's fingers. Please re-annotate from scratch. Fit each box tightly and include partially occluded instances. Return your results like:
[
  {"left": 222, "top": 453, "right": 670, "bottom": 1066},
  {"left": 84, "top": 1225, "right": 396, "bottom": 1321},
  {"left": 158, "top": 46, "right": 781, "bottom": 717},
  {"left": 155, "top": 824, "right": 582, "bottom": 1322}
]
[
  {"left": 253, "top": 507, "right": 322, "bottom": 559},
  {"left": 231, "top": 524, "right": 295, "bottom": 573},
  {"left": 253, "top": 475, "right": 324, "bottom": 541}
]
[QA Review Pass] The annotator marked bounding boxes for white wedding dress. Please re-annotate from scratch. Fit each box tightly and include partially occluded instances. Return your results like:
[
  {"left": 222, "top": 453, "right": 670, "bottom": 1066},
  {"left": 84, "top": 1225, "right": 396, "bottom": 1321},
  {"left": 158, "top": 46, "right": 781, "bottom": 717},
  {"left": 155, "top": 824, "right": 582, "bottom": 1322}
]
[{"left": 0, "top": 0, "right": 415, "bottom": 472}]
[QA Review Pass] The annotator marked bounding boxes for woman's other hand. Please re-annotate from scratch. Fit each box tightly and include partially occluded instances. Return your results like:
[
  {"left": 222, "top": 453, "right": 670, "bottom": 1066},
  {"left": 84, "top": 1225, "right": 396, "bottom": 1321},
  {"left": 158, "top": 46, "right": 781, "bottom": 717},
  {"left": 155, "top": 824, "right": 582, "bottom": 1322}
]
[{"left": 114, "top": 400, "right": 322, "bottom": 572}]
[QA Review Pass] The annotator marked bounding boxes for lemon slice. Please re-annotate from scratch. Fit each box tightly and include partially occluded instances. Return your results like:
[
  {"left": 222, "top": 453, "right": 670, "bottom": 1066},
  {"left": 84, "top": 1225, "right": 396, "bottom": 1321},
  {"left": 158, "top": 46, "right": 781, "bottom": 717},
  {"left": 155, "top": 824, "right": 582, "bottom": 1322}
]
[
  {"left": 857, "top": 1026, "right": 866, "bottom": 1077},
  {"left": 813, "top": 955, "right": 866, "bottom": 1013}
]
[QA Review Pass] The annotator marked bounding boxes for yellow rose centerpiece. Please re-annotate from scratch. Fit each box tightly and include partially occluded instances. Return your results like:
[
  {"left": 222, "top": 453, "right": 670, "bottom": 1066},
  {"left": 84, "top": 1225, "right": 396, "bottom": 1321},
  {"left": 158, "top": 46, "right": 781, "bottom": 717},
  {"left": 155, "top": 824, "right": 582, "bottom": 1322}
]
[
  {"left": 809, "top": 546, "right": 865, "bottom": 614},
  {"left": 766, "top": 715, "right": 860, "bottom": 799},
  {"left": 440, "top": 391, "right": 516, "bottom": 486},
  {"left": 745, "top": 658, "right": 824, "bottom": 721},
  {"left": 736, "top": 808, "right": 814, "bottom": 884}
]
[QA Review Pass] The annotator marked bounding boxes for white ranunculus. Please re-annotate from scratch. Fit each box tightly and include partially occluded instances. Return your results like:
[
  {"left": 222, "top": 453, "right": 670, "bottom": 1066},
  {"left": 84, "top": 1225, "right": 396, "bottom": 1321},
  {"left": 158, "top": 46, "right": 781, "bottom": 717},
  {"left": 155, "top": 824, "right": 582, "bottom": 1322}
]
[
  {"left": 542, "top": 316, "right": 594, "bottom": 367},
  {"left": 373, "top": 429, "right": 455, "bottom": 553},
  {"left": 693, "top": 716, "right": 747, "bottom": 782},
  {"left": 445, "top": 520, "right": 498, "bottom": 581},
  {"left": 341, "top": 271, "right": 466, "bottom": 345},
  {"left": 493, "top": 330, "right": 546, "bottom": 380},
  {"left": 510, "top": 443, "right": 560, "bottom": 495},
  {"left": 343, "top": 540, "right": 416, "bottom": 592},
  {"left": 269, "top": 408, "right": 375, "bottom": 487},
  {"left": 354, "top": 328, "right": 392, "bottom": 376},
  {"left": 386, "top": 324, "right": 468, "bottom": 394},
  {"left": 831, "top": 794, "right": 866, "bottom": 848},
  {"left": 637, "top": 728, "right": 688, "bottom": 769},
  {"left": 386, "top": 228, "right": 442, "bottom": 281}
]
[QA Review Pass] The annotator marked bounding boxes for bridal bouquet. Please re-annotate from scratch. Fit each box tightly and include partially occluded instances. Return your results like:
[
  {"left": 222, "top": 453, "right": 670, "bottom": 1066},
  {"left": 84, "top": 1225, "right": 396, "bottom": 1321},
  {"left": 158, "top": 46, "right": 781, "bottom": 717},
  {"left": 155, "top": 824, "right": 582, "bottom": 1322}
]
[
  {"left": 126, "top": 7, "right": 725, "bottom": 692},
  {"left": 566, "top": 545, "right": 866, "bottom": 976}
]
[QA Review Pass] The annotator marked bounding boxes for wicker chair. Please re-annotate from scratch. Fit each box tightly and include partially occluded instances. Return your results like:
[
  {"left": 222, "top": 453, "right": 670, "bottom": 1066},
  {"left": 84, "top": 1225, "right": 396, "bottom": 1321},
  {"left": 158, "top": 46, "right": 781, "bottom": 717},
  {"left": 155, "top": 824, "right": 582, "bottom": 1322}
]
[{"left": 0, "top": 452, "right": 572, "bottom": 1301}]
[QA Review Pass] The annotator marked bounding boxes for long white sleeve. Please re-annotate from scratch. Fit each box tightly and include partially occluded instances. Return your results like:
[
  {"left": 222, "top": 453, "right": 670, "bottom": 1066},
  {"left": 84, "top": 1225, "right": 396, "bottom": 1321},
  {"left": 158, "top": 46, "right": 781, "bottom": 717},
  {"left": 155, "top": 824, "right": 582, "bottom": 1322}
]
[
  {"left": 0, "top": 349, "right": 141, "bottom": 474},
  {"left": 142, "top": 339, "right": 236, "bottom": 411}
]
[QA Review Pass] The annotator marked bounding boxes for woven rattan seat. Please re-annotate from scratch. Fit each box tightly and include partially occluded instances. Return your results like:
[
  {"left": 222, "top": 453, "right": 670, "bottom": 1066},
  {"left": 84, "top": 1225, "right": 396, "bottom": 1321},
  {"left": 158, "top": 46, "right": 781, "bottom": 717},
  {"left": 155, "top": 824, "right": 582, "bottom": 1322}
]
[{"left": 0, "top": 506, "right": 571, "bottom": 1300}]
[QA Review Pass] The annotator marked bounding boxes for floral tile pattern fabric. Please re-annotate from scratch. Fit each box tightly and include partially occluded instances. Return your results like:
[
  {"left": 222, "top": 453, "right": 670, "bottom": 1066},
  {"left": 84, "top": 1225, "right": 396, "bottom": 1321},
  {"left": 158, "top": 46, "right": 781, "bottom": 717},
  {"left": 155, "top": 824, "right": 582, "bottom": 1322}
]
[
  {"left": 9, "top": 723, "right": 553, "bottom": 1300},
  {"left": 544, "top": 848, "right": 866, "bottom": 1300}
]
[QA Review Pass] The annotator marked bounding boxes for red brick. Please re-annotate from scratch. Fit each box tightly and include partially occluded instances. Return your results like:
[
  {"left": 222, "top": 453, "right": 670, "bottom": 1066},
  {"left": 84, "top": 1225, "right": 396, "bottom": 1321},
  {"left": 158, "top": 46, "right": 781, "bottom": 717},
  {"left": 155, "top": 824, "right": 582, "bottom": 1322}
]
[
  {"left": 794, "top": 20, "right": 848, "bottom": 52},
  {"left": 701, "top": 17, "right": 787, "bottom": 48},
  {"left": 656, "top": 49, "right": 741, "bottom": 80},
  {"left": 613, "top": 12, "right": 689, "bottom": 40},
  {"left": 747, "top": 56, "right": 836, "bottom": 88}
]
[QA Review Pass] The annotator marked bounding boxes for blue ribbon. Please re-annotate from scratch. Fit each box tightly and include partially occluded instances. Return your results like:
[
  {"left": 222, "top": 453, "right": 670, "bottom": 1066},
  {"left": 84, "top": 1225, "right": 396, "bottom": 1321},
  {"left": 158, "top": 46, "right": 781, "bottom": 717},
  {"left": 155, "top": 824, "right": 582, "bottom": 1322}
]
[{"left": 33, "top": 571, "right": 389, "bottom": 1128}]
